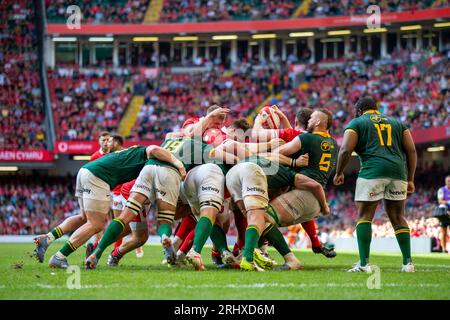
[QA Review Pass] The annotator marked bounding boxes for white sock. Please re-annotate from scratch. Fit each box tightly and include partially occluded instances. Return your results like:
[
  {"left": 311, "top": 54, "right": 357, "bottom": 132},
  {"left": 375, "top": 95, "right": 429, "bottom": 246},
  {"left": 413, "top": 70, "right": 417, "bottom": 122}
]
[
  {"left": 46, "top": 232, "right": 55, "bottom": 244},
  {"left": 55, "top": 251, "right": 66, "bottom": 259}
]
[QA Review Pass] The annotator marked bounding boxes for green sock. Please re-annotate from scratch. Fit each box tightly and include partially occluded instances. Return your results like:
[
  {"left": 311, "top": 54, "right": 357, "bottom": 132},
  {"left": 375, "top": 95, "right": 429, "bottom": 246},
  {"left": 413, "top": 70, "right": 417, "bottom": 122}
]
[
  {"left": 59, "top": 241, "right": 76, "bottom": 257},
  {"left": 243, "top": 226, "right": 260, "bottom": 262},
  {"left": 356, "top": 220, "right": 372, "bottom": 266},
  {"left": 264, "top": 225, "right": 291, "bottom": 256},
  {"left": 210, "top": 224, "right": 229, "bottom": 253},
  {"left": 394, "top": 226, "right": 412, "bottom": 265},
  {"left": 50, "top": 226, "right": 63, "bottom": 240},
  {"left": 192, "top": 216, "right": 213, "bottom": 254},
  {"left": 94, "top": 219, "right": 125, "bottom": 258},
  {"left": 157, "top": 223, "right": 172, "bottom": 239},
  {"left": 258, "top": 235, "right": 266, "bottom": 248}
]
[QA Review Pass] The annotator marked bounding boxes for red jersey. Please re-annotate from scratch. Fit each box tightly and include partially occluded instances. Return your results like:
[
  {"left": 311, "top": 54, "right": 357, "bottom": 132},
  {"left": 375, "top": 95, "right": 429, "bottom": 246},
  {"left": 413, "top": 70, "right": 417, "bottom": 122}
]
[
  {"left": 120, "top": 179, "right": 136, "bottom": 200},
  {"left": 181, "top": 117, "right": 199, "bottom": 129},
  {"left": 277, "top": 128, "right": 303, "bottom": 142},
  {"left": 90, "top": 149, "right": 106, "bottom": 161}
]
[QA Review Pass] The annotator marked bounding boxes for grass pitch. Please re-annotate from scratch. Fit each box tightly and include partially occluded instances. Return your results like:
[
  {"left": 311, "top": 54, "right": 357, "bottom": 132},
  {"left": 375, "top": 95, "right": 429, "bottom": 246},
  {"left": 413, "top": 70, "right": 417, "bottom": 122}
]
[{"left": 0, "top": 243, "right": 449, "bottom": 300}]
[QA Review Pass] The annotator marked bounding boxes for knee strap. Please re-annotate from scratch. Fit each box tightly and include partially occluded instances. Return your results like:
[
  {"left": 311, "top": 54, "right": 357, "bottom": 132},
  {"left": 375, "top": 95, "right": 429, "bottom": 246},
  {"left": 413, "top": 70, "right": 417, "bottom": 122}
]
[
  {"left": 158, "top": 210, "right": 175, "bottom": 224},
  {"left": 126, "top": 199, "right": 143, "bottom": 215}
]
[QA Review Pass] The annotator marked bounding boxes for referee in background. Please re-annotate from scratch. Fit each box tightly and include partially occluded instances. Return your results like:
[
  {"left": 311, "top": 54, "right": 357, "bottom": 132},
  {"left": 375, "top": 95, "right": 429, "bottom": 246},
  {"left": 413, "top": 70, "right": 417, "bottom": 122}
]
[{"left": 436, "top": 175, "right": 450, "bottom": 253}]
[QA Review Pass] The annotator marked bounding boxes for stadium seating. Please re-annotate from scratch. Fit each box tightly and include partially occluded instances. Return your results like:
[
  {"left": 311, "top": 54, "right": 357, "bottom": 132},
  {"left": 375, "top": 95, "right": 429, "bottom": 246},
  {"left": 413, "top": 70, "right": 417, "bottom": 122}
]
[
  {"left": 0, "top": 0, "right": 46, "bottom": 150},
  {"left": 48, "top": 65, "right": 133, "bottom": 140},
  {"left": 46, "top": 0, "right": 150, "bottom": 24}
]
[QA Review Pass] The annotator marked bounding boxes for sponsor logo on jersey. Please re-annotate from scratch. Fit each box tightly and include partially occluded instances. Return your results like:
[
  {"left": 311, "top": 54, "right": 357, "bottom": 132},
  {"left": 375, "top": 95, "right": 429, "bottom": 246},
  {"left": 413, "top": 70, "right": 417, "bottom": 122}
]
[
  {"left": 246, "top": 186, "right": 266, "bottom": 194},
  {"left": 201, "top": 186, "right": 220, "bottom": 193}
]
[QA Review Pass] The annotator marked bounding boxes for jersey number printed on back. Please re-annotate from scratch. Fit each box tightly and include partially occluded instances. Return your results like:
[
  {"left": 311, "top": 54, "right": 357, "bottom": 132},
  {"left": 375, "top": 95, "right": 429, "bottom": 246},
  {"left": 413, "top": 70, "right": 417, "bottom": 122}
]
[
  {"left": 163, "top": 140, "right": 182, "bottom": 153},
  {"left": 373, "top": 123, "right": 392, "bottom": 146}
]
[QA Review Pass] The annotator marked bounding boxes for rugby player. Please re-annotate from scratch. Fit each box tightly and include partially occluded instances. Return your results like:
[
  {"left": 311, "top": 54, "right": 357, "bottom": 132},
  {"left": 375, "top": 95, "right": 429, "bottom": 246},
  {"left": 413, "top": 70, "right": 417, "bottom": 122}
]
[
  {"left": 252, "top": 107, "right": 335, "bottom": 258},
  {"left": 85, "top": 137, "right": 237, "bottom": 269},
  {"left": 333, "top": 97, "right": 417, "bottom": 273},
  {"left": 34, "top": 132, "right": 111, "bottom": 264},
  {"left": 35, "top": 144, "right": 181, "bottom": 269}
]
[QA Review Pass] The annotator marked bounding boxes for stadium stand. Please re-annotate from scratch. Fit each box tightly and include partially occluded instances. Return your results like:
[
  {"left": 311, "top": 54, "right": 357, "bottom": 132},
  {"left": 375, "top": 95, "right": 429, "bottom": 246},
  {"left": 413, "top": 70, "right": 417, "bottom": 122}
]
[
  {"left": 48, "top": 65, "right": 133, "bottom": 140},
  {"left": 46, "top": 0, "right": 150, "bottom": 23},
  {"left": 0, "top": 0, "right": 46, "bottom": 150}
]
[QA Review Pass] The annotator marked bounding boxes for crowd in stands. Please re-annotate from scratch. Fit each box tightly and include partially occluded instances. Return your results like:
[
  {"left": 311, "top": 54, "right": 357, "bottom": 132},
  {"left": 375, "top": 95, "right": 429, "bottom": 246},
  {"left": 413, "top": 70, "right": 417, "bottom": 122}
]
[
  {"left": 49, "top": 66, "right": 133, "bottom": 140},
  {"left": 305, "top": 0, "right": 443, "bottom": 18},
  {"left": 274, "top": 47, "right": 449, "bottom": 134},
  {"left": 160, "top": 0, "right": 299, "bottom": 23},
  {"left": 0, "top": 0, "right": 46, "bottom": 150},
  {"left": 45, "top": 0, "right": 149, "bottom": 24},
  {"left": 129, "top": 62, "right": 271, "bottom": 140},
  {"left": 44, "top": 0, "right": 449, "bottom": 24}
]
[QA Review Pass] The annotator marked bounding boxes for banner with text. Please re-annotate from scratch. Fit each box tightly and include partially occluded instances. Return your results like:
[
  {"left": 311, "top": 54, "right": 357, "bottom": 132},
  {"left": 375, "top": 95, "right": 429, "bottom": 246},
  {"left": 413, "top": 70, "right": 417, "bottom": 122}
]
[{"left": 0, "top": 150, "right": 54, "bottom": 162}]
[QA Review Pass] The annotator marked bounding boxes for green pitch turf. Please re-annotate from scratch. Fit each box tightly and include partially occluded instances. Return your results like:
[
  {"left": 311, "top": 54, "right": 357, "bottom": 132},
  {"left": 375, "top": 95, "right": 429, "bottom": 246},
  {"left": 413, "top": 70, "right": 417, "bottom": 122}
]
[{"left": 0, "top": 243, "right": 449, "bottom": 299}]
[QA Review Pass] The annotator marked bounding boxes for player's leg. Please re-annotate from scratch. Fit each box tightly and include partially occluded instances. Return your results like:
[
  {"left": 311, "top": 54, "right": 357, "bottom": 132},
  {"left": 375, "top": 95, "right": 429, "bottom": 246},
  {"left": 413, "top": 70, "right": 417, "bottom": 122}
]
[
  {"left": 348, "top": 177, "right": 385, "bottom": 272},
  {"left": 384, "top": 199, "right": 414, "bottom": 272},
  {"left": 50, "top": 206, "right": 109, "bottom": 269},
  {"left": 173, "top": 215, "right": 197, "bottom": 251},
  {"left": 34, "top": 214, "right": 86, "bottom": 263},
  {"left": 86, "top": 192, "right": 147, "bottom": 268},
  {"left": 108, "top": 224, "right": 148, "bottom": 267}
]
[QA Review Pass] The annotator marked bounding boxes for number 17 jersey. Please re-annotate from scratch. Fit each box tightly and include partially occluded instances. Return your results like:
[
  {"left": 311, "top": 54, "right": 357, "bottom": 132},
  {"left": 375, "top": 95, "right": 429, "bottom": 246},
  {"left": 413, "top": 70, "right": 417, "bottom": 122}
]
[{"left": 345, "top": 110, "right": 408, "bottom": 181}]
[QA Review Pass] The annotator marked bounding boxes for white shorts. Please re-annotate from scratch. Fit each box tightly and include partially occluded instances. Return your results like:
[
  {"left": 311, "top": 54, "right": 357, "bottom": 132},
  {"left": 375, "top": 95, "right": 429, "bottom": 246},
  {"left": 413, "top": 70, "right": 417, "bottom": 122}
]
[
  {"left": 75, "top": 168, "right": 111, "bottom": 214},
  {"left": 131, "top": 165, "right": 182, "bottom": 207},
  {"left": 111, "top": 193, "right": 126, "bottom": 211},
  {"left": 273, "top": 190, "right": 320, "bottom": 227},
  {"left": 355, "top": 177, "right": 408, "bottom": 201},
  {"left": 181, "top": 163, "right": 225, "bottom": 215},
  {"left": 226, "top": 162, "right": 268, "bottom": 209}
]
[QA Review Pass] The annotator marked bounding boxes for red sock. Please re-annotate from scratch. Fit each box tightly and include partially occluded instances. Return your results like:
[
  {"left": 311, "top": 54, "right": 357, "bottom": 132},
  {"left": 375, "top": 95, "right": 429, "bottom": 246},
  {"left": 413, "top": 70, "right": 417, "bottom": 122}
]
[
  {"left": 232, "top": 243, "right": 240, "bottom": 256},
  {"left": 180, "top": 229, "right": 195, "bottom": 254},
  {"left": 301, "top": 220, "right": 321, "bottom": 248},
  {"left": 92, "top": 239, "right": 99, "bottom": 250},
  {"left": 175, "top": 215, "right": 197, "bottom": 241},
  {"left": 114, "top": 238, "right": 123, "bottom": 250},
  {"left": 233, "top": 209, "right": 247, "bottom": 249},
  {"left": 211, "top": 247, "right": 221, "bottom": 258},
  {"left": 112, "top": 247, "right": 123, "bottom": 259}
]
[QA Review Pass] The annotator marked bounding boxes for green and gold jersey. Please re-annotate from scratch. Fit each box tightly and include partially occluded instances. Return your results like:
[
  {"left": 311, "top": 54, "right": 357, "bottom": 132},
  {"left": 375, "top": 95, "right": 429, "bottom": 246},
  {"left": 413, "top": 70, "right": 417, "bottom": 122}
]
[
  {"left": 83, "top": 145, "right": 148, "bottom": 189},
  {"left": 292, "top": 132, "right": 338, "bottom": 188},
  {"left": 146, "top": 138, "right": 214, "bottom": 172},
  {"left": 345, "top": 110, "right": 408, "bottom": 181},
  {"left": 244, "top": 156, "right": 297, "bottom": 190}
]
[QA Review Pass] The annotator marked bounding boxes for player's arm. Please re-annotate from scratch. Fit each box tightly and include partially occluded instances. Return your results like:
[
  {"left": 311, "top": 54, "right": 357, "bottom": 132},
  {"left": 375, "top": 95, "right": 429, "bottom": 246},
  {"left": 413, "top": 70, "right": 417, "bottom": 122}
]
[
  {"left": 260, "top": 152, "right": 309, "bottom": 168},
  {"left": 294, "top": 174, "right": 329, "bottom": 215},
  {"left": 186, "top": 107, "right": 230, "bottom": 138},
  {"left": 333, "top": 130, "right": 358, "bottom": 186},
  {"left": 402, "top": 129, "right": 417, "bottom": 195},
  {"left": 272, "top": 136, "right": 302, "bottom": 156},
  {"left": 272, "top": 105, "right": 292, "bottom": 129},
  {"left": 146, "top": 145, "right": 186, "bottom": 179},
  {"left": 245, "top": 138, "right": 285, "bottom": 154},
  {"left": 209, "top": 146, "right": 240, "bottom": 165}
]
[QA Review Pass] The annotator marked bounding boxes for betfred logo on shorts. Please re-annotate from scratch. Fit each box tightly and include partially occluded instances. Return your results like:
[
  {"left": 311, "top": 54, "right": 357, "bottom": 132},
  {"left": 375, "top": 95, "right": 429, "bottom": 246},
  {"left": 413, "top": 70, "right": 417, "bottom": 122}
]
[
  {"left": 246, "top": 186, "right": 266, "bottom": 194},
  {"left": 201, "top": 186, "right": 220, "bottom": 193},
  {"left": 135, "top": 184, "right": 151, "bottom": 192},
  {"left": 389, "top": 190, "right": 406, "bottom": 196},
  {"left": 155, "top": 188, "right": 167, "bottom": 197},
  {"left": 77, "top": 188, "right": 91, "bottom": 194}
]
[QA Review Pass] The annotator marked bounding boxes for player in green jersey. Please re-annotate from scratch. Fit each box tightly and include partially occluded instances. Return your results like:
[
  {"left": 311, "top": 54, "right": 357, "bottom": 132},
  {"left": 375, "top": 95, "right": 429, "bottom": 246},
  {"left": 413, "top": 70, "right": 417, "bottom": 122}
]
[
  {"left": 34, "top": 144, "right": 180, "bottom": 269},
  {"left": 333, "top": 97, "right": 417, "bottom": 273},
  {"left": 85, "top": 137, "right": 237, "bottom": 269}
]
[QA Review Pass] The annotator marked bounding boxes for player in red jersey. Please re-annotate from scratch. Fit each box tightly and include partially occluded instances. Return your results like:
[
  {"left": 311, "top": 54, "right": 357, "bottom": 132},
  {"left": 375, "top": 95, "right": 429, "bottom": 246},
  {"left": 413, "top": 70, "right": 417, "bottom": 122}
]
[
  {"left": 107, "top": 179, "right": 150, "bottom": 266},
  {"left": 253, "top": 107, "right": 336, "bottom": 258},
  {"left": 90, "top": 131, "right": 111, "bottom": 161}
]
